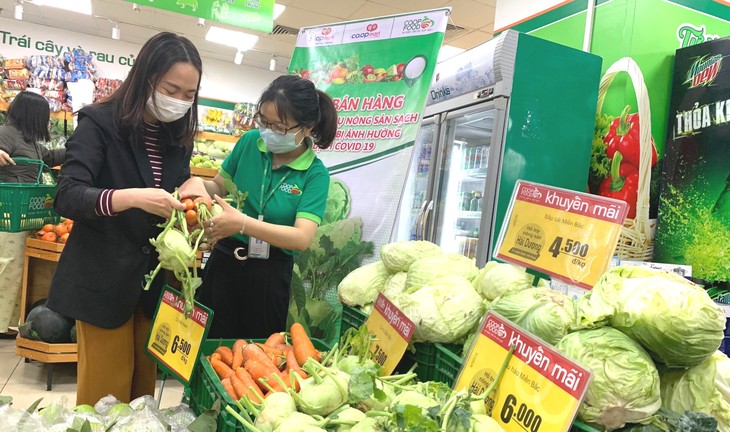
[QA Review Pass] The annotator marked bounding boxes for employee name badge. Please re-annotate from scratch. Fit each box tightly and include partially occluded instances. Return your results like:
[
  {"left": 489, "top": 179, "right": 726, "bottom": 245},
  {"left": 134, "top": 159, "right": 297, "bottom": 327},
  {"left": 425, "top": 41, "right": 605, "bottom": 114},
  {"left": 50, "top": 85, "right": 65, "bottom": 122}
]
[{"left": 248, "top": 215, "right": 270, "bottom": 259}]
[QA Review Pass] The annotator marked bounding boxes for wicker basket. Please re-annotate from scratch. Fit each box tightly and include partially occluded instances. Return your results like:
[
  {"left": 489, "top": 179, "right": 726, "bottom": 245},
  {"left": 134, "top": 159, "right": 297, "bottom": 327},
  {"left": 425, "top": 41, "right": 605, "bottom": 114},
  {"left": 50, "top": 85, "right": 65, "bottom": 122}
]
[{"left": 596, "top": 58, "right": 656, "bottom": 260}]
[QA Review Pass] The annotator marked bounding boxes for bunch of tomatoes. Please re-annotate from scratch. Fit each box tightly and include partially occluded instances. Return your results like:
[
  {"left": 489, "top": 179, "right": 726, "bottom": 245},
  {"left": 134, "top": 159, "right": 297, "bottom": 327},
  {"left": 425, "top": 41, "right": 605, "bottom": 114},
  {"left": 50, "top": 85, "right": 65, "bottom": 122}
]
[{"left": 34, "top": 218, "right": 73, "bottom": 244}]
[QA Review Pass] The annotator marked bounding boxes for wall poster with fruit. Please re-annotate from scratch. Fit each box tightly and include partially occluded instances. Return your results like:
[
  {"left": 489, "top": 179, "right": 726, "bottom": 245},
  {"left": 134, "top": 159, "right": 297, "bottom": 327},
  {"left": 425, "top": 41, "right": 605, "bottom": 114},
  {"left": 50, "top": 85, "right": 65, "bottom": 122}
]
[
  {"left": 285, "top": 9, "right": 449, "bottom": 344},
  {"left": 498, "top": 0, "right": 730, "bottom": 260}
]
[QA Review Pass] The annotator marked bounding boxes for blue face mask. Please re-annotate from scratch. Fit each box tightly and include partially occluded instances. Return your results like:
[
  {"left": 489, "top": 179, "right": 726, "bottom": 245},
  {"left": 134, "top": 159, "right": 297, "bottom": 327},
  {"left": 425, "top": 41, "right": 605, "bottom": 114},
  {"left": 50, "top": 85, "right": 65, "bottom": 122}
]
[{"left": 260, "top": 128, "right": 304, "bottom": 154}]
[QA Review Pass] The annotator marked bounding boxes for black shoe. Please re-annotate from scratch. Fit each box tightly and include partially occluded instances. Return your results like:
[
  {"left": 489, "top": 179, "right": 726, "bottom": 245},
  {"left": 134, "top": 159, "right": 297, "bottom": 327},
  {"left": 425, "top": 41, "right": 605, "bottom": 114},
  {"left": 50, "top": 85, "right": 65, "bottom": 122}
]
[{"left": 0, "top": 329, "right": 18, "bottom": 339}]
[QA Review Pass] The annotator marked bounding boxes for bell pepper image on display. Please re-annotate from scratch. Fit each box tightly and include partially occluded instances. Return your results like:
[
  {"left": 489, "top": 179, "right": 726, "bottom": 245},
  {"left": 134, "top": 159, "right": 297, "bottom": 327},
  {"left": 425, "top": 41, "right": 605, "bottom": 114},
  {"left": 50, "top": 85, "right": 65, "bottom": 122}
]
[
  {"left": 604, "top": 106, "right": 658, "bottom": 169},
  {"left": 599, "top": 152, "right": 639, "bottom": 219}
]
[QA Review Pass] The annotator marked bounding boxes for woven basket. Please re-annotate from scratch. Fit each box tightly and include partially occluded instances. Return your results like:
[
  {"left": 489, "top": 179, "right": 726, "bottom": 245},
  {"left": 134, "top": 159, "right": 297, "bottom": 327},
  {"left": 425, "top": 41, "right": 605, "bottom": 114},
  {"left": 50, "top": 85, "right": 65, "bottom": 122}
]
[{"left": 596, "top": 58, "right": 656, "bottom": 260}]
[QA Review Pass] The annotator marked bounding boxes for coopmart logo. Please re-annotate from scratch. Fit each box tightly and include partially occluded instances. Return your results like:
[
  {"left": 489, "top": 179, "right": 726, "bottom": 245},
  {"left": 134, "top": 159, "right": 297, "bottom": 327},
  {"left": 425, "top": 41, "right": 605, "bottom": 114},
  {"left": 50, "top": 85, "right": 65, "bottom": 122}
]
[
  {"left": 308, "top": 27, "right": 336, "bottom": 44},
  {"left": 402, "top": 16, "right": 435, "bottom": 33},
  {"left": 351, "top": 22, "right": 381, "bottom": 40},
  {"left": 685, "top": 54, "right": 722, "bottom": 88},
  {"left": 280, "top": 183, "right": 302, "bottom": 195}
]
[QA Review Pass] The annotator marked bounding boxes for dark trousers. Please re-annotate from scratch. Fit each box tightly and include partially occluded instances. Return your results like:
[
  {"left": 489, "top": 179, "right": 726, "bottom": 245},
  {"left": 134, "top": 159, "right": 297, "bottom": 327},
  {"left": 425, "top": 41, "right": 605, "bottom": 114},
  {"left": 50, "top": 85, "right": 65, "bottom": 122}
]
[{"left": 198, "top": 239, "right": 293, "bottom": 339}]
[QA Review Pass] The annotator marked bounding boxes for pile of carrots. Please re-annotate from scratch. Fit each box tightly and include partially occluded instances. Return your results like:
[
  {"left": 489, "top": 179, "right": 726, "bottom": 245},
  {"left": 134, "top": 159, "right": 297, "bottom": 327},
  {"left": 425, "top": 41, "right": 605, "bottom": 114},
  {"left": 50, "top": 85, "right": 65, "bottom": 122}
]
[
  {"left": 34, "top": 219, "right": 73, "bottom": 244},
  {"left": 208, "top": 323, "right": 322, "bottom": 402}
]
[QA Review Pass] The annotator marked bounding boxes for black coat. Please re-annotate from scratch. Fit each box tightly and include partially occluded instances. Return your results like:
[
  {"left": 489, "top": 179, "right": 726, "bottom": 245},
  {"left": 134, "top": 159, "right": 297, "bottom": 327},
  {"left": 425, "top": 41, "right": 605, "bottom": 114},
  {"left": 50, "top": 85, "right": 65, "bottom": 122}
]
[{"left": 46, "top": 104, "right": 192, "bottom": 328}]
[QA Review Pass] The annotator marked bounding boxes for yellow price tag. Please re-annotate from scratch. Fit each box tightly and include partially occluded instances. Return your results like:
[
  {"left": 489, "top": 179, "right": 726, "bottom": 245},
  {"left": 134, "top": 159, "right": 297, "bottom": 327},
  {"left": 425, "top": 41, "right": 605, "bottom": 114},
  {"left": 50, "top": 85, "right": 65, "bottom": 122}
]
[
  {"left": 146, "top": 287, "right": 212, "bottom": 384},
  {"left": 365, "top": 294, "right": 414, "bottom": 376},
  {"left": 455, "top": 312, "right": 591, "bottom": 432},
  {"left": 496, "top": 181, "right": 628, "bottom": 289}
]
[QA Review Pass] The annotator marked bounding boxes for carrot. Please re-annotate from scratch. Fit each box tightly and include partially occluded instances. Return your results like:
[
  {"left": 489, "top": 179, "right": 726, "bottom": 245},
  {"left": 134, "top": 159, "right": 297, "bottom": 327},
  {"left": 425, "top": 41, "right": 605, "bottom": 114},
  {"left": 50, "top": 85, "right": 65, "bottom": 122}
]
[
  {"left": 221, "top": 378, "right": 237, "bottom": 401},
  {"left": 231, "top": 339, "right": 247, "bottom": 370},
  {"left": 256, "top": 343, "right": 285, "bottom": 356},
  {"left": 285, "top": 349, "right": 307, "bottom": 380},
  {"left": 235, "top": 367, "right": 264, "bottom": 402},
  {"left": 210, "top": 357, "right": 235, "bottom": 379},
  {"left": 291, "top": 322, "right": 320, "bottom": 365},
  {"left": 274, "top": 343, "right": 294, "bottom": 352},
  {"left": 242, "top": 344, "right": 277, "bottom": 369},
  {"left": 256, "top": 343, "right": 286, "bottom": 369},
  {"left": 245, "top": 359, "right": 281, "bottom": 392},
  {"left": 264, "top": 332, "right": 286, "bottom": 347},
  {"left": 214, "top": 346, "right": 234, "bottom": 367},
  {"left": 210, "top": 352, "right": 222, "bottom": 362}
]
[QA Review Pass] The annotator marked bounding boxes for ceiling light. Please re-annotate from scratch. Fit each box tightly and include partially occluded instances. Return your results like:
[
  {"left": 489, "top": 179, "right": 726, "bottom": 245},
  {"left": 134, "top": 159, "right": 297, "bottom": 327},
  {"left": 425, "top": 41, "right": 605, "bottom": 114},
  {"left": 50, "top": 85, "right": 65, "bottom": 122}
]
[
  {"left": 269, "top": 57, "right": 276, "bottom": 71},
  {"left": 234, "top": 51, "right": 243, "bottom": 65},
  {"left": 132, "top": 3, "right": 141, "bottom": 12},
  {"left": 197, "top": 18, "right": 205, "bottom": 27},
  {"left": 437, "top": 45, "right": 465, "bottom": 63},
  {"left": 33, "top": 0, "right": 92, "bottom": 15},
  {"left": 273, "top": 4, "right": 285, "bottom": 20},
  {"left": 14, "top": 1, "right": 23, "bottom": 20},
  {"left": 112, "top": 23, "right": 120, "bottom": 40},
  {"left": 206, "top": 26, "right": 258, "bottom": 51}
]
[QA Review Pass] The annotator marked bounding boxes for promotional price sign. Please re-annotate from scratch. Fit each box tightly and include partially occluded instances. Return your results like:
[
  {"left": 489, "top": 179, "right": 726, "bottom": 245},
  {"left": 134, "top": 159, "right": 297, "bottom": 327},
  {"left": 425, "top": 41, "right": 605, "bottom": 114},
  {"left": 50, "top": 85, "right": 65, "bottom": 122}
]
[
  {"left": 365, "top": 293, "right": 414, "bottom": 375},
  {"left": 496, "top": 180, "right": 628, "bottom": 289},
  {"left": 146, "top": 286, "right": 213, "bottom": 385},
  {"left": 455, "top": 312, "right": 591, "bottom": 432}
]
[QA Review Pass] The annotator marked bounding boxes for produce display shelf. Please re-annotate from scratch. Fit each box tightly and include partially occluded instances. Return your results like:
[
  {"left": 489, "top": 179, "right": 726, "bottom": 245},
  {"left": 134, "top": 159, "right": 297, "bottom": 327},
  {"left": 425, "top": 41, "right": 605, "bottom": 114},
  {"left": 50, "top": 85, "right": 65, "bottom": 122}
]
[
  {"left": 191, "top": 166, "right": 220, "bottom": 180},
  {"left": 188, "top": 338, "right": 331, "bottom": 432},
  {"left": 197, "top": 131, "right": 239, "bottom": 143}
]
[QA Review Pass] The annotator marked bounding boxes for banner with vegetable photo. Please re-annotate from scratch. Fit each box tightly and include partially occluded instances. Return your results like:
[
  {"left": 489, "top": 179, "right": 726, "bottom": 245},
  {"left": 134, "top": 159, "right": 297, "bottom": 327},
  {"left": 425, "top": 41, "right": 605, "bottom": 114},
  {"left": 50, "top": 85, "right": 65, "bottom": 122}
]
[
  {"left": 286, "top": 9, "right": 449, "bottom": 345},
  {"left": 502, "top": 0, "right": 730, "bottom": 260}
]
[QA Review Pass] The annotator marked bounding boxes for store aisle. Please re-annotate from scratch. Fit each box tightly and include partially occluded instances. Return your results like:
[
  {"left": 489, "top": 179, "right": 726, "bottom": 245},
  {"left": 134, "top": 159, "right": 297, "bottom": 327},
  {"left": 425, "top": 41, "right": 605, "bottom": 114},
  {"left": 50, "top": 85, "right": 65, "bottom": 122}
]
[{"left": 0, "top": 338, "right": 186, "bottom": 411}]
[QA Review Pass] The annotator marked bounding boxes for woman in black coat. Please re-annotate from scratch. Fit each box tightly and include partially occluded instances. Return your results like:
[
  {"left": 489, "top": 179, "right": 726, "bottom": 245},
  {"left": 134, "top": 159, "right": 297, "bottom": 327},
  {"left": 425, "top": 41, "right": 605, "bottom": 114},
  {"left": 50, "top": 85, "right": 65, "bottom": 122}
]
[{"left": 46, "top": 32, "right": 202, "bottom": 406}]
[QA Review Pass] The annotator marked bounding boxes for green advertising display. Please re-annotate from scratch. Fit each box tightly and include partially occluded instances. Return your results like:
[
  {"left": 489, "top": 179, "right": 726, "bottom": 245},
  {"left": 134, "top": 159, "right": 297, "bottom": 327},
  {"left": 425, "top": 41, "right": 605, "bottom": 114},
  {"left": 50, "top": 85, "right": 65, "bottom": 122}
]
[
  {"left": 505, "top": 0, "right": 730, "bottom": 260},
  {"left": 124, "top": 0, "right": 274, "bottom": 32},
  {"left": 285, "top": 10, "right": 449, "bottom": 344}
]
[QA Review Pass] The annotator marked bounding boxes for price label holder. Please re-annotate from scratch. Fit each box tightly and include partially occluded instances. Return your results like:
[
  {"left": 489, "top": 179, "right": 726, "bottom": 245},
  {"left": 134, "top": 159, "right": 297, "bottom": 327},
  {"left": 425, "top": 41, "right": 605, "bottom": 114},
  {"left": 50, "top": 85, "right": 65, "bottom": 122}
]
[
  {"left": 495, "top": 180, "right": 628, "bottom": 289},
  {"left": 146, "top": 285, "right": 213, "bottom": 385},
  {"left": 364, "top": 293, "right": 415, "bottom": 376},
  {"left": 454, "top": 312, "right": 591, "bottom": 432}
]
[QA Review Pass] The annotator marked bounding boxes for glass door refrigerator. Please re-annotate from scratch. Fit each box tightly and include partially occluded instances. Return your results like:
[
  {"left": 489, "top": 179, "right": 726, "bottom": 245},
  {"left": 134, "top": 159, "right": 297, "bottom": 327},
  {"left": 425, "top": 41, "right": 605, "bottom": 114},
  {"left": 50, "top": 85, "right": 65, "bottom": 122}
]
[{"left": 392, "top": 30, "right": 602, "bottom": 266}]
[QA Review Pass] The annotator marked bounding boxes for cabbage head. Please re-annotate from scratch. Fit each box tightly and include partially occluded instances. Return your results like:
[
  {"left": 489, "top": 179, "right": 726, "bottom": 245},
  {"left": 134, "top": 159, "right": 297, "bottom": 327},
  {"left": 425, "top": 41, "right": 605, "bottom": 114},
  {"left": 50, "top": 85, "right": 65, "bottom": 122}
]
[
  {"left": 382, "top": 271, "right": 407, "bottom": 307},
  {"left": 323, "top": 178, "right": 351, "bottom": 225},
  {"left": 405, "top": 253, "right": 479, "bottom": 294},
  {"left": 338, "top": 261, "right": 391, "bottom": 307},
  {"left": 380, "top": 240, "right": 442, "bottom": 272},
  {"left": 660, "top": 351, "right": 730, "bottom": 431},
  {"left": 475, "top": 261, "right": 549, "bottom": 301},
  {"left": 585, "top": 265, "right": 725, "bottom": 368},
  {"left": 400, "top": 275, "right": 485, "bottom": 343},
  {"left": 490, "top": 288, "right": 576, "bottom": 345},
  {"left": 556, "top": 327, "right": 661, "bottom": 430}
]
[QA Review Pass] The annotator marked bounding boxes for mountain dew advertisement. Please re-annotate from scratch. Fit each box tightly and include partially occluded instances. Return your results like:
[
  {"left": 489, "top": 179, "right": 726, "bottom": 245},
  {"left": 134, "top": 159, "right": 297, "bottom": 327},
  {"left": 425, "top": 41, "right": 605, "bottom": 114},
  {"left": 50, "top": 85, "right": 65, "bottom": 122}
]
[{"left": 285, "top": 9, "right": 449, "bottom": 343}]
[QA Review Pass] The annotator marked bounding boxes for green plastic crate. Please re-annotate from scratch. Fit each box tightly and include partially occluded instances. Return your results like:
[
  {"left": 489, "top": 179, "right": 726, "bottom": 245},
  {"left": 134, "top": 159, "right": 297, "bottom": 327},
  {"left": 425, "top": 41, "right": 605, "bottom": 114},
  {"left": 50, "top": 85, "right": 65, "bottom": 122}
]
[
  {"left": 0, "top": 158, "right": 59, "bottom": 232},
  {"left": 340, "top": 304, "right": 368, "bottom": 336},
  {"left": 188, "top": 338, "right": 331, "bottom": 432}
]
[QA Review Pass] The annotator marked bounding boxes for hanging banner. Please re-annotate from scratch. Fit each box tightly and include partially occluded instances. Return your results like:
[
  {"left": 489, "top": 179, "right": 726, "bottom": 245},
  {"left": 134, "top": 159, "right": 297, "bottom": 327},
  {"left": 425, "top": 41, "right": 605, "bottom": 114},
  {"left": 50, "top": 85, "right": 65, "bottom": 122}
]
[
  {"left": 289, "top": 8, "right": 448, "bottom": 252},
  {"left": 123, "top": 0, "right": 274, "bottom": 33},
  {"left": 285, "top": 9, "right": 449, "bottom": 345}
]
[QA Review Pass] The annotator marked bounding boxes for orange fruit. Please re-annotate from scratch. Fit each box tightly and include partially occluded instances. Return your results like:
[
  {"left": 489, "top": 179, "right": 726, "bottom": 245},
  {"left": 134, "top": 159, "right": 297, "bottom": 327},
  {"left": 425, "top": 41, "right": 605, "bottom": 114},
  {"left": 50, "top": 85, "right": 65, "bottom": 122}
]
[
  {"left": 41, "top": 231, "right": 57, "bottom": 242},
  {"left": 42, "top": 224, "right": 54, "bottom": 232},
  {"left": 54, "top": 223, "right": 69, "bottom": 237},
  {"left": 58, "top": 233, "right": 69, "bottom": 244}
]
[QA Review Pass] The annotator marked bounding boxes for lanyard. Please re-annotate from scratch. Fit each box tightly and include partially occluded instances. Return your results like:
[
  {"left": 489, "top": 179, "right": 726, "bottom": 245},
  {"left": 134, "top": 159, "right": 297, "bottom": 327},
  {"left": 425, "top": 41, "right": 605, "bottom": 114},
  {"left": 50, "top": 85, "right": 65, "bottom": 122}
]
[{"left": 259, "top": 163, "right": 292, "bottom": 213}]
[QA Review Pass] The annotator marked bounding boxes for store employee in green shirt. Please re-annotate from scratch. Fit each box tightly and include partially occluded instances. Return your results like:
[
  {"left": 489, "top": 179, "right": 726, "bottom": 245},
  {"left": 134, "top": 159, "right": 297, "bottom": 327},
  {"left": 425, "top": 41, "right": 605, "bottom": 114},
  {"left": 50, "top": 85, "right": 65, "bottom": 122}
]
[{"left": 179, "top": 75, "right": 338, "bottom": 338}]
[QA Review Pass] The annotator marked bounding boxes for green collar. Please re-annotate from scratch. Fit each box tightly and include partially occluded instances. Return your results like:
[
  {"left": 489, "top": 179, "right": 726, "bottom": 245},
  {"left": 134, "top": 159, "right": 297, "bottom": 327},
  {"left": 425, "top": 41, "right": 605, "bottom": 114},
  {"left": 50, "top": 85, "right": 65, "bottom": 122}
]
[{"left": 256, "top": 134, "right": 316, "bottom": 171}]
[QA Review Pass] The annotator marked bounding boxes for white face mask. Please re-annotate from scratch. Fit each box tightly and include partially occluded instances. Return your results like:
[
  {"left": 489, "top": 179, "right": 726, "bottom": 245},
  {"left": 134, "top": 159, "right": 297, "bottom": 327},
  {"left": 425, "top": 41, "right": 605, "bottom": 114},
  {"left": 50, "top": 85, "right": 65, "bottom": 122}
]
[
  {"left": 146, "top": 90, "right": 193, "bottom": 123},
  {"left": 260, "top": 128, "right": 305, "bottom": 154}
]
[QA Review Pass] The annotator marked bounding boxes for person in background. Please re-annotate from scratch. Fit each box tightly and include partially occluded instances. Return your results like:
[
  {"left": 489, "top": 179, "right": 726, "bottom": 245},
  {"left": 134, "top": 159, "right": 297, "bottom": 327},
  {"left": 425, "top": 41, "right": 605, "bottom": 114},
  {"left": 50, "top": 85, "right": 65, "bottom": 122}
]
[
  {"left": 179, "top": 75, "right": 337, "bottom": 339},
  {"left": 46, "top": 32, "right": 202, "bottom": 406},
  {"left": 0, "top": 91, "right": 65, "bottom": 339}
]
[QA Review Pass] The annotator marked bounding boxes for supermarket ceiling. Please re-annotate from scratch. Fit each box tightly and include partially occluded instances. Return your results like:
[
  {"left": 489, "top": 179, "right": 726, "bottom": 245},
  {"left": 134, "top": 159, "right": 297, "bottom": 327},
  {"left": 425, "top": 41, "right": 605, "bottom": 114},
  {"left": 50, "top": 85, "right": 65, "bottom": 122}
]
[{"left": 0, "top": 0, "right": 496, "bottom": 72}]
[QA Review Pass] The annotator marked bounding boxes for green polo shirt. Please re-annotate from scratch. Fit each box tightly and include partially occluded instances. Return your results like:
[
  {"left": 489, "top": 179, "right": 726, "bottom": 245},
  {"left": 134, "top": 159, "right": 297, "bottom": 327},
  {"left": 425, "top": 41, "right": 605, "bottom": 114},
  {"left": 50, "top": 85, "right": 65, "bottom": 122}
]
[{"left": 220, "top": 129, "right": 330, "bottom": 255}]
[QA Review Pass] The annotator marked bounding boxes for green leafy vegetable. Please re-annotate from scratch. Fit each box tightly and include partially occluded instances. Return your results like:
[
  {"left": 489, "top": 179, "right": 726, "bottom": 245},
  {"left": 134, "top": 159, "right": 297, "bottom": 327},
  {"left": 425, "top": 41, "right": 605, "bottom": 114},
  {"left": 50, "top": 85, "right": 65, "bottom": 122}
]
[{"left": 590, "top": 113, "right": 614, "bottom": 194}]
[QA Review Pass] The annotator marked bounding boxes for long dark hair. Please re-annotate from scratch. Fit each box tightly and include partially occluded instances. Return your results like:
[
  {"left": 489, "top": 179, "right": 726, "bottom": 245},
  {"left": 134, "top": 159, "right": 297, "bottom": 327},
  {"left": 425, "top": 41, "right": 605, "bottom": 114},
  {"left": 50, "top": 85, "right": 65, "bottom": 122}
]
[
  {"left": 257, "top": 75, "right": 338, "bottom": 149},
  {"left": 6, "top": 91, "right": 51, "bottom": 143},
  {"left": 101, "top": 32, "right": 202, "bottom": 148}
]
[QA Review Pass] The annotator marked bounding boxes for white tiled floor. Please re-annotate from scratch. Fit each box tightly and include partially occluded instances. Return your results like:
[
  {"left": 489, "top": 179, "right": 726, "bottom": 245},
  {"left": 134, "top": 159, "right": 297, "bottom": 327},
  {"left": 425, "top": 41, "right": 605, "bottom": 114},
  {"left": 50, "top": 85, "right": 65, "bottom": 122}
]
[{"left": 0, "top": 338, "right": 186, "bottom": 411}]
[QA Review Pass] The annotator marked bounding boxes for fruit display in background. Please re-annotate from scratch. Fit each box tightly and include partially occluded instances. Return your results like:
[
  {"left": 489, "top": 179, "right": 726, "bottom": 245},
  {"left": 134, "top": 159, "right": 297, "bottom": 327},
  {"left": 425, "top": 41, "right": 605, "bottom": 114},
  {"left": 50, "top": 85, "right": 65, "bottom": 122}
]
[{"left": 33, "top": 219, "right": 73, "bottom": 244}]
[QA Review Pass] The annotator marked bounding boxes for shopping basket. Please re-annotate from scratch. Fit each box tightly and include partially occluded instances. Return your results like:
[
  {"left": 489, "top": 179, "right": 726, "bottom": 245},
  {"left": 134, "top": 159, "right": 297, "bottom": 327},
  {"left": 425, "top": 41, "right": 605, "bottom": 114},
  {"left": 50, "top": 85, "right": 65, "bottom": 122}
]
[
  {"left": 0, "top": 157, "right": 60, "bottom": 232},
  {"left": 596, "top": 57, "right": 656, "bottom": 260}
]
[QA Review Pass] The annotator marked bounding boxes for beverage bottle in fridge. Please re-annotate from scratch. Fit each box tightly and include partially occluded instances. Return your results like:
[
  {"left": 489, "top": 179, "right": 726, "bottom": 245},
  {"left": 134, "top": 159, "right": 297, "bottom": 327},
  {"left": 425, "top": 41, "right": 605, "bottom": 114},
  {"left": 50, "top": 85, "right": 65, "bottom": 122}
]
[
  {"left": 461, "top": 191, "right": 472, "bottom": 211},
  {"left": 470, "top": 192, "right": 482, "bottom": 211},
  {"left": 474, "top": 147, "right": 482, "bottom": 169}
]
